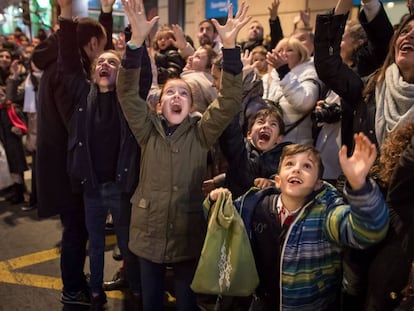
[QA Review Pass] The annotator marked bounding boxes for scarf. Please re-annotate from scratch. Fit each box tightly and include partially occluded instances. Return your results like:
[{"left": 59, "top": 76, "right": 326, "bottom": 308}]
[
  {"left": 0, "top": 100, "right": 28, "bottom": 134},
  {"left": 375, "top": 63, "right": 414, "bottom": 145}
]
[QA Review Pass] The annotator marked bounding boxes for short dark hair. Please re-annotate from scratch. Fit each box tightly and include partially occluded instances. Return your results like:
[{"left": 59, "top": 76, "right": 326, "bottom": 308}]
[
  {"left": 279, "top": 144, "right": 324, "bottom": 179},
  {"left": 76, "top": 17, "right": 107, "bottom": 49},
  {"left": 248, "top": 106, "right": 285, "bottom": 135}
]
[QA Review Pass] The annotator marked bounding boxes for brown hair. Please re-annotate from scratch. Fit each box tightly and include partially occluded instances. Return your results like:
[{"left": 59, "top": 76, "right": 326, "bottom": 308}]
[
  {"left": 160, "top": 78, "right": 194, "bottom": 106},
  {"left": 76, "top": 17, "right": 107, "bottom": 49},
  {"left": 152, "top": 25, "right": 175, "bottom": 51},
  {"left": 248, "top": 106, "right": 285, "bottom": 135},
  {"left": 279, "top": 144, "right": 324, "bottom": 179},
  {"left": 372, "top": 121, "right": 414, "bottom": 187},
  {"left": 364, "top": 14, "right": 414, "bottom": 97}
]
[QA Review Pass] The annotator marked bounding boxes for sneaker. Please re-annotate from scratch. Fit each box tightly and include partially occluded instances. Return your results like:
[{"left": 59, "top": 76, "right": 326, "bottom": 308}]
[
  {"left": 21, "top": 204, "right": 37, "bottom": 211},
  {"left": 60, "top": 288, "right": 91, "bottom": 306},
  {"left": 90, "top": 291, "right": 107, "bottom": 311}
]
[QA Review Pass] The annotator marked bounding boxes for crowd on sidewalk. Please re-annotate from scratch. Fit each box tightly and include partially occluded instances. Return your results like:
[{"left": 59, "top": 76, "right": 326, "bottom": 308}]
[{"left": 1, "top": 0, "right": 414, "bottom": 310}]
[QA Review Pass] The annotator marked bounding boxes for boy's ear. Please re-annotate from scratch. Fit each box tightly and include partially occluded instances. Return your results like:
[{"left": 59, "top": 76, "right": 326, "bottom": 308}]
[
  {"left": 276, "top": 135, "right": 284, "bottom": 144},
  {"left": 313, "top": 179, "right": 324, "bottom": 191},
  {"left": 246, "top": 130, "right": 252, "bottom": 140},
  {"left": 274, "top": 174, "right": 281, "bottom": 189}
]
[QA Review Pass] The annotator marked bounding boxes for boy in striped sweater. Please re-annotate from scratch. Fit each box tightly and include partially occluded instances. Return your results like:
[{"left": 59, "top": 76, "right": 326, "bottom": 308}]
[{"left": 208, "top": 132, "right": 389, "bottom": 310}]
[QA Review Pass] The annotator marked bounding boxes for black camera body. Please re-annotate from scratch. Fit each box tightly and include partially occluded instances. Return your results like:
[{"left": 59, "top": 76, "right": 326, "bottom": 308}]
[{"left": 312, "top": 102, "right": 342, "bottom": 124}]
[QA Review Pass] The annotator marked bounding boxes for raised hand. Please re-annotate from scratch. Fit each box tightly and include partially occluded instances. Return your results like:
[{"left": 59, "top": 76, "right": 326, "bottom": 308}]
[
  {"left": 334, "top": 0, "right": 353, "bottom": 15},
  {"left": 268, "top": 0, "right": 280, "bottom": 21},
  {"left": 171, "top": 24, "right": 187, "bottom": 50},
  {"left": 100, "top": 0, "right": 116, "bottom": 13},
  {"left": 57, "top": 0, "right": 73, "bottom": 19},
  {"left": 266, "top": 48, "right": 287, "bottom": 69},
  {"left": 339, "top": 133, "right": 377, "bottom": 191},
  {"left": 211, "top": 2, "right": 251, "bottom": 48},
  {"left": 241, "top": 49, "right": 256, "bottom": 76},
  {"left": 121, "top": 0, "right": 159, "bottom": 47},
  {"left": 300, "top": 9, "right": 311, "bottom": 28}
]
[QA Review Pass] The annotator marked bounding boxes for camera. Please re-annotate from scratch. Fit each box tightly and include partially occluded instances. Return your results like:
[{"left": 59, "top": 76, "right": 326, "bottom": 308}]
[{"left": 311, "top": 102, "right": 342, "bottom": 124}]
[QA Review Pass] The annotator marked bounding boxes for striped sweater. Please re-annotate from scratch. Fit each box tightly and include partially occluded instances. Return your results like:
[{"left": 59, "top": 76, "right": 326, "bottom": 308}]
[{"left": 235, "top": 180, "right": 388, "bottom": 311}]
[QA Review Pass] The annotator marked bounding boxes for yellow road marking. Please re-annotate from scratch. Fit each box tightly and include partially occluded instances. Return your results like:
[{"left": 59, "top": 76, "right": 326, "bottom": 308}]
[{"left": 0, "top": 235, "right": 124, "bottom": 299}]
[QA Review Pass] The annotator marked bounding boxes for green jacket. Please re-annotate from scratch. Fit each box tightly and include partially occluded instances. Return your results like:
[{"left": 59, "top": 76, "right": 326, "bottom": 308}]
[{"left": 117, "top": 47, "right": 242, "bottom": 263}]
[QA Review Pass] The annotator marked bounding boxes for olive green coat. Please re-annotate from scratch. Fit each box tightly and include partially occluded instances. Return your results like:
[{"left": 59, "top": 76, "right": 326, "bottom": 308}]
[{"left": 117, "top": 66, "right": 242, "bottom": 263}]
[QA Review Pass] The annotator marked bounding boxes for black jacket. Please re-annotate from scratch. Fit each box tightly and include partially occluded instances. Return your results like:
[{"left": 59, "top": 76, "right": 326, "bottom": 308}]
[
  {"left": 219, "top": 112, "right": 291, "bottom": 198},
  {"left": 31, "top": 11, "right": 114, "bottom": 217},
  {"left": 314, "top": 6, "right": 393, "bottom": 149},
  {"left": 58, "top": 18, "right": 150, "bottom": 194}
]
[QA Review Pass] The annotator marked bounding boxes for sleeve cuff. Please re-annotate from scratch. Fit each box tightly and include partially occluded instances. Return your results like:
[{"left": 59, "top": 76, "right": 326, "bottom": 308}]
[
  {"left": 222, "top": 47, "right": 243, "bottom": 75},
  {"left": 122, "top": 45, "right": 145, "bottom": 69},
  {"left": 345, "top": 178, "right": 373, "bottom": 196}
]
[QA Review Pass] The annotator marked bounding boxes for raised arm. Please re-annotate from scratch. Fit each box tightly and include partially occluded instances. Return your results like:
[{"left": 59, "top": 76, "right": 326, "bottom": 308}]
[
  {"left": 197, "top": 3, "right": 250, "bottom": 147},
  {"left": 57, "top": 0, "right": 84, "bottom": 76},
  {"left": 313, "top": 6, "right": 364, "bottom": 104},
  {"left": 335, "top": 0, "right": 352, "bottom": 15},
  {"left": 99, "top": 0, "right": 116, "bottom": 50},
  {"left": 117, "top": 0, "right": 159, "bottom": 144},
  {"left": 268, "top": 0, "right": 284, "bottom": 50},
  {"left": 211, "top": 2, "right": 251, "bottom": 49}
]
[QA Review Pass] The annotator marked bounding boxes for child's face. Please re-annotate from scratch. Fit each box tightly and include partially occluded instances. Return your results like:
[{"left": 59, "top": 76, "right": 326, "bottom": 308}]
[
  {"left": 94, "top": 52, "right": 120, "bottom": 92},
  {"left": 252, "top": 53, "right": 267, "bottom": 74},
  {"left": 160, "top": 79, "right": 192, "bottom": 125},
  {"left": 184, "top": 47, "right": 209, "bottom": 72},
  {"left": 247, "top": 115, "right": 283, "bottom": 152},
  {"left": 157, "top": 33, "right": 173, "bottom": 51},
  {"left": 275, "top": 151, "right": 323, "bottom": 200}
]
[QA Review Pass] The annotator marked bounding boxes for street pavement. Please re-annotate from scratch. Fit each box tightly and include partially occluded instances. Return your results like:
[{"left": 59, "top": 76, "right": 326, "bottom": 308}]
[
  {"left": 0, "top": 178, "right": 215, "bottom": 310},
  {"left": 0, "top": 197, "right": 126, "bottom": 311}
]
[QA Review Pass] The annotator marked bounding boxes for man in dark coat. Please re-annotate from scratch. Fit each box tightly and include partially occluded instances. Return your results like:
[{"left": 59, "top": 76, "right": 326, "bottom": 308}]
[{"left": 31, "top": 2, "right": 113, "bottom": 306}]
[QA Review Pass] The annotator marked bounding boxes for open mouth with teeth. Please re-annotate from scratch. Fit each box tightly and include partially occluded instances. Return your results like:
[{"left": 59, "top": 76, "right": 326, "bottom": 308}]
[
  {"left": 258, "top": 132, "right": 270, "bottom": 142},
  {"left": 401, "top": 43, "right": 414, "bottom": 52},
  {"left": 288, "top": 177, "right": 302, "bottom": 184}
]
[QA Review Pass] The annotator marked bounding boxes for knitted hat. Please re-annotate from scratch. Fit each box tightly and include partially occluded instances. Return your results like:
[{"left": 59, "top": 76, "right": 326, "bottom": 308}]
[{"left": 180, "top": 70, "right": 218, "bottom": 113}]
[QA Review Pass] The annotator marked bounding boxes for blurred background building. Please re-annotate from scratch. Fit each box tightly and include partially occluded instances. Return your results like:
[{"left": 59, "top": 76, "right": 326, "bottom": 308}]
[{"left": 0, "top": 0, "right": 409, "bottom": 49}]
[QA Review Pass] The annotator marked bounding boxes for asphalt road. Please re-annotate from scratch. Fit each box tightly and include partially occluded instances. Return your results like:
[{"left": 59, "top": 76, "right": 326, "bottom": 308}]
[
  {"left": 0, "top": 188, "right": 215, "bottom": 311},
  {"left": 0, "top": 197, "right": 128, "bottom": 311}
]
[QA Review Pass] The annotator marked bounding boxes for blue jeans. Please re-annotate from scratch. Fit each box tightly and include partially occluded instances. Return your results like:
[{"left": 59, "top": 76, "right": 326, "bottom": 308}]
[
  {"left": 83, "top": 182, "right": 124, "bottom": 293},
  {"left": 139, "top": 257, "right": 200, "bottom": 311}
]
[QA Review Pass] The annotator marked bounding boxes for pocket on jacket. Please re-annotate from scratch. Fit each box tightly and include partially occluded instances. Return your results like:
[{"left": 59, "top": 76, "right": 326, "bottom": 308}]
[{"left": 131, "top": 197, "right": 150, "bottom": 233}]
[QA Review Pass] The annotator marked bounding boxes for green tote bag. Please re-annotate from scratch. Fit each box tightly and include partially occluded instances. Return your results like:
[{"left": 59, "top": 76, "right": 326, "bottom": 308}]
[{"left": 191, "top": 191, "right": 259, "bottom": 296}]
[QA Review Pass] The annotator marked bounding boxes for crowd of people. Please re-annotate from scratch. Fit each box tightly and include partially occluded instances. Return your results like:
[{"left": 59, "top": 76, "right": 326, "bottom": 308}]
[{"left": 1, "top": 0, "right": 414, "bottom": 310}]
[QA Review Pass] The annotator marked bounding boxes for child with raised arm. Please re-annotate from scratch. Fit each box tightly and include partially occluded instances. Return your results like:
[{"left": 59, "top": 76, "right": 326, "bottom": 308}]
[
  {"left": 208, "top": 133, "right": 389, "bottom": 311},
  {"left": 117, "top": 0, "right": 250, "bottom": 310}
]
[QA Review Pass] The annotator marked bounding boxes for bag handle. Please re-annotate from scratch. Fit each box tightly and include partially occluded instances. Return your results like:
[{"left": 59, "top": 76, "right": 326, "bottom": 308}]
[{"left": 215, "top": 191, "right": 234, "bottom": 229}]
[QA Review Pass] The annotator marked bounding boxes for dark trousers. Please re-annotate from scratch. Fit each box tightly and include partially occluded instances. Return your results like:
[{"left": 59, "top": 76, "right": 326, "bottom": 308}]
[
  {"left": 59, "top": 194, "right": 88, "bottom": 293},
  {"left": 119, "top": 192, "right": 141, "bottom": 292},
  {"left": 139, "top": 257, "right": 200, "bottom": 311}
]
